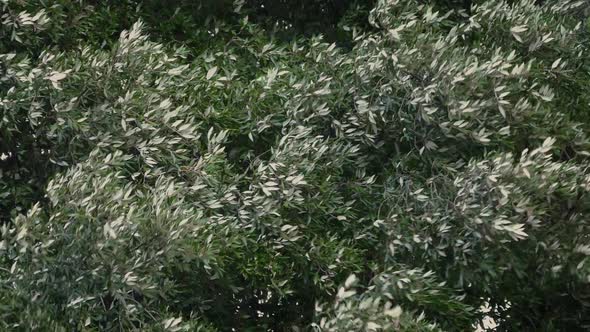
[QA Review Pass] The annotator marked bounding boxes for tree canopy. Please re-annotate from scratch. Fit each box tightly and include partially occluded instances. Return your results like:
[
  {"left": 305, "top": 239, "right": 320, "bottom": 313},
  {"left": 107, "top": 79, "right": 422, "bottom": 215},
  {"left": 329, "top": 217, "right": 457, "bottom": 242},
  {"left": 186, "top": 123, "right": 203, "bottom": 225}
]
[{"left": 1, "top": 0, "right": 590, "bottom": 330}]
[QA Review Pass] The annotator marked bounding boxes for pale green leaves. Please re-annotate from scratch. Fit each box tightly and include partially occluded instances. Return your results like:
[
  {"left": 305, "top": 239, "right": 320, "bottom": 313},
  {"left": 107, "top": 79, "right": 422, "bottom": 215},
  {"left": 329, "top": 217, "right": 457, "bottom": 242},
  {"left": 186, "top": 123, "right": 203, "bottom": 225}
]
[
  {"left": 206, "top": 66, "right": 218, "bottom": 80},
  {"left": 510, "top": 25, "right": 528, "bottom": 42}
]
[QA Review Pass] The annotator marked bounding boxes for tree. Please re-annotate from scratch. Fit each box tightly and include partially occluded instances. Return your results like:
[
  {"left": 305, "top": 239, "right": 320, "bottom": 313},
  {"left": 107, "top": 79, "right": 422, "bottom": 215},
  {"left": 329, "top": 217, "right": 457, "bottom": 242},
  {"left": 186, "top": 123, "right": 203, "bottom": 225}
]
[{"left": 1, "top": 0, "right": 589, "bottom": 330}]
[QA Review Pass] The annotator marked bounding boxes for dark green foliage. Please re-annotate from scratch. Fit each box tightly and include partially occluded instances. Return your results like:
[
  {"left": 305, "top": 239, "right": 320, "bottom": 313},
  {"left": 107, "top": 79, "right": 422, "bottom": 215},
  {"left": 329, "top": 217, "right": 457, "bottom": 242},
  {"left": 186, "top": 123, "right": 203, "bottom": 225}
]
[{"left": 1, "top": 0, "right": 590, "bottom": 331}]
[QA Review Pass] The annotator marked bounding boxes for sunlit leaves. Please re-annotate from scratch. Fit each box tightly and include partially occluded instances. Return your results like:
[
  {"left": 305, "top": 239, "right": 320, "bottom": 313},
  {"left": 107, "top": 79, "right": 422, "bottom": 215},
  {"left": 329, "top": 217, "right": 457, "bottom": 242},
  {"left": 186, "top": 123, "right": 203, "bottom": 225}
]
[{"left": 1, "top": 0, "right": 590, "bottom": 330}]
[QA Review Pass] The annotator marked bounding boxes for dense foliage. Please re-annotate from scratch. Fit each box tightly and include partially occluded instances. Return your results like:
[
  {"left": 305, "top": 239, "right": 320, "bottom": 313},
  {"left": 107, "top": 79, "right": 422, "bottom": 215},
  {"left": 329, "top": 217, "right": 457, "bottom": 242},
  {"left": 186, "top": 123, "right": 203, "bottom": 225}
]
[{"left": 1, "top": 0, "right": 589, "bottom": 330}]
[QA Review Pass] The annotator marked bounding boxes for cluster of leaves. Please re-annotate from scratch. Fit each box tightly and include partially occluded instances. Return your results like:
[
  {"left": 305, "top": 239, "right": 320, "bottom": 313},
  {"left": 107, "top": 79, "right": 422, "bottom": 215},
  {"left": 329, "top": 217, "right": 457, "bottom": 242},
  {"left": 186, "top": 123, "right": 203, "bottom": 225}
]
[{"left": 1, "top": 0, "right": 590, "bottom": 330}]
